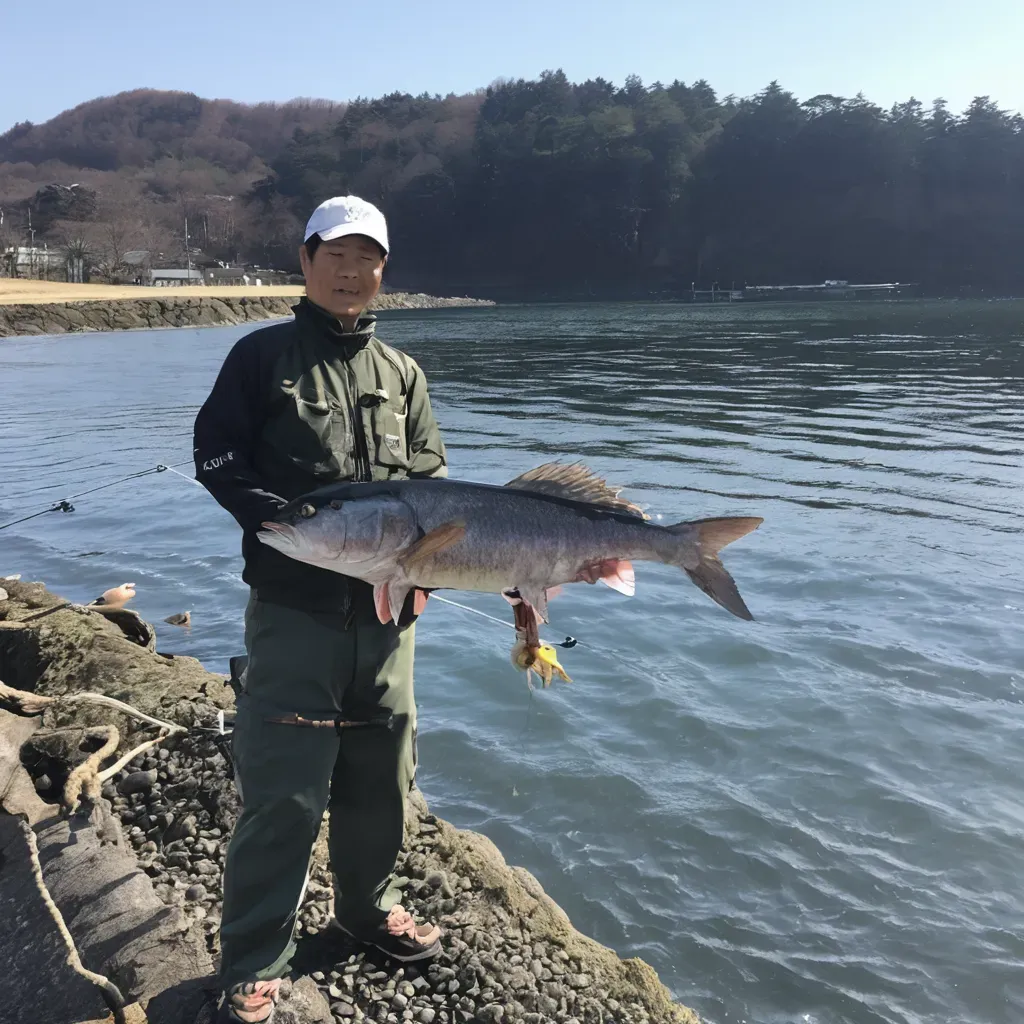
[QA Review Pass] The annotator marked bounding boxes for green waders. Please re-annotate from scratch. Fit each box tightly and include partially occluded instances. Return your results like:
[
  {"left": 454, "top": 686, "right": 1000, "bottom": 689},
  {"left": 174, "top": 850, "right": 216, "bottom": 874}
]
[{"left": 218, "top": 592, "right": 417, "bottom": 988}]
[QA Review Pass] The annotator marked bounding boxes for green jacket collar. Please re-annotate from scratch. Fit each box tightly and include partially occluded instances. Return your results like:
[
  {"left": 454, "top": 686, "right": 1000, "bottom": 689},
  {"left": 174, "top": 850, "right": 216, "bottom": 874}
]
[{"left": 294, "top": 297, "right": 376, "bottom": 353}]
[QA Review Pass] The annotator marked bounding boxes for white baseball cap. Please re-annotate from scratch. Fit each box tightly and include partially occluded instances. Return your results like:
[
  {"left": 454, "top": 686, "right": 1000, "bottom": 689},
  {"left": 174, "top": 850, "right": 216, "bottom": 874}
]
[{"left": 303, "top": 195, "right": 389, "bottom": 255}]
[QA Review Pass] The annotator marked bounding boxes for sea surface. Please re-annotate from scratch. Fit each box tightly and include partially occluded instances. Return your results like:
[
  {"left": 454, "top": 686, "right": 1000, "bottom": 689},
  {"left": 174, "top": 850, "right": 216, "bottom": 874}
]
[{"left": 1, "top": 300, "right": 1022, "bottom": 1024}]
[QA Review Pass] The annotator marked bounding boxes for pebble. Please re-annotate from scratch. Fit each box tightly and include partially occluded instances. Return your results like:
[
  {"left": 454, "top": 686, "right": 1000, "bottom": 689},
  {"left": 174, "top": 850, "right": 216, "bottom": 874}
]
[
  {"left": 118, "top": 769, "right": 158, "bottom": 796},
  {"left": 93, "top": 721, "right": 657, "bottom": 1024}
]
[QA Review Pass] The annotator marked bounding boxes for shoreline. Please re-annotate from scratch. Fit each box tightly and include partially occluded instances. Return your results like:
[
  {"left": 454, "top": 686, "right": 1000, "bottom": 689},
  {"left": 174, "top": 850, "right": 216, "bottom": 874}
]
[
  {"left": 0, "top": 579, "right": 698, "bottom": 1024},
  {"left": 0, "top": 290, "right": 495, "bottom": 339}
]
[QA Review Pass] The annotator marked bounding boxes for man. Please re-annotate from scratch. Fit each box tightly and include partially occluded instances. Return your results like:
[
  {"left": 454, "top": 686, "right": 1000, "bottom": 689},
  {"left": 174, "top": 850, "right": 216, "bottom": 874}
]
[{"left": 194, "top": 196, "right": 448, "bottom": 1024}]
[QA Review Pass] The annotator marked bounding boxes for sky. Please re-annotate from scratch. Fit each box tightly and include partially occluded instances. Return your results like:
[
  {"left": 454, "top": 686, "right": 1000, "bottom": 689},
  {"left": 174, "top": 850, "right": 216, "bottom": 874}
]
[{"left": 2, "top": 0, "right": 1022, "bottom": 133}]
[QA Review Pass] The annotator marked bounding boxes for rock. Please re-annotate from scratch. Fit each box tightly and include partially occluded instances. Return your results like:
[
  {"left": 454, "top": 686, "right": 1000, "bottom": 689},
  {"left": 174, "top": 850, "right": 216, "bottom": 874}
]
[
  {"left": 164, "top": 814, "right": 198, "bottom": 842},
  {"left": 331, "top": 1001, "right": 357, "bottom": 1018},
  {"left": 0, "top": 578, "right": 697, "bottom": 1024},
  {"left": 118, "top": 769, "right": 158, "bottom": 795},
  {"left": 274, "top": 975, "right": 332, "bottom": 1023}
]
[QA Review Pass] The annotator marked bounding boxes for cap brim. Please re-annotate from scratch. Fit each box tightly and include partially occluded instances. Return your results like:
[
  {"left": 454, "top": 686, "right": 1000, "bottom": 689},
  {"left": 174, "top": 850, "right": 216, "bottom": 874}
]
[{"left": 311, "top": 223, "right": 389, "bottom": 254}]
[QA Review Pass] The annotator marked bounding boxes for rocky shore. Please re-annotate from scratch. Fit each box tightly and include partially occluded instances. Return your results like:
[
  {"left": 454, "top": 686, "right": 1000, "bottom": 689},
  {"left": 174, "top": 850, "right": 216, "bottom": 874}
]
[
  {"left": 0, "top": 579, "right": 697, "bottom": 1024},
  {"left": 0, "top": 292, "right": 494, "bottom": 339}
]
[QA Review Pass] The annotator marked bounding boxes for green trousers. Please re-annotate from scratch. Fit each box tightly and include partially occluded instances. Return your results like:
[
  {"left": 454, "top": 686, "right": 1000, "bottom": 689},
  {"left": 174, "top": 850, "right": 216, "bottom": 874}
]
[{"left": 218, "top": 593, "right": 417, "bottom": 988}]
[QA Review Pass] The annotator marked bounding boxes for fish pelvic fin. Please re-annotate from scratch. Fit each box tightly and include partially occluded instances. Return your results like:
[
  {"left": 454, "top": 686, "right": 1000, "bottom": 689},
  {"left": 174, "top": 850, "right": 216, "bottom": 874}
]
[
  {"left": 669, "top": 516, "right": 763, "bottom": 621},
  {"left": 373, "top": 582, "right": 393, "bottom": 624},
  {"left": 397, "top": 520, "right": 466, "bottom": 570}
]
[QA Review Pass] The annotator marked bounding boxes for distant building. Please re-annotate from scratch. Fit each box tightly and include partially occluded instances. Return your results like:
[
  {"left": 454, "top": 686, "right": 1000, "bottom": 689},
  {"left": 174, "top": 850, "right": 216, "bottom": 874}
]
[
  {"left": 204, "top": 267, "right": 249, "bottom": 286},
  {"left": 148, "top": 268, "right": 203, "bottom": 287},
  {"left": 203, "top": 266, "right": 292, "bottom": 287},
  {"left": 2, "top": 245, "right": 66, "bottom": 277}
]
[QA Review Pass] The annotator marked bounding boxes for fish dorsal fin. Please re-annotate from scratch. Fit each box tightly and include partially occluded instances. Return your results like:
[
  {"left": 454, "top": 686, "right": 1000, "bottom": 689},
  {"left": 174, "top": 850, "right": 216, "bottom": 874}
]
[{"left": 505, "top": 462, "right": 649, "bottom": 519}]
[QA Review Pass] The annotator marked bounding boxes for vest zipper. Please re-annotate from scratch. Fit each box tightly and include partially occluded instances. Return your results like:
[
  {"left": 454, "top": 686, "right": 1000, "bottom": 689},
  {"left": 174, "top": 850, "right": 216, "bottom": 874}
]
[{"left": 346, "top": 361, "right": 372, "bottom": 481}]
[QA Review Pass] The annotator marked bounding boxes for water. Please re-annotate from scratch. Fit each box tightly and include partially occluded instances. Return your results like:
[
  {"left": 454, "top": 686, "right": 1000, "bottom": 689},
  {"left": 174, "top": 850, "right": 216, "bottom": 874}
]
[{"left": 1, "top": 300, "right": 1022, "bottom": 1024}]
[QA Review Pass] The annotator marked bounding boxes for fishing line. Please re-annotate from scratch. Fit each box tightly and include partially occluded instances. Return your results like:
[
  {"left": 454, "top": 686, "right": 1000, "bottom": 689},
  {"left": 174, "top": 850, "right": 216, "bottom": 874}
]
[
  {"left": 429, "top": 593, "right": 580, "bottom": 649},
  {"left": 0, "top": 459, "right": 195, "bottom": 531},
  {"left": 157, "top": 463, "right": 204, "bottom": 488}
]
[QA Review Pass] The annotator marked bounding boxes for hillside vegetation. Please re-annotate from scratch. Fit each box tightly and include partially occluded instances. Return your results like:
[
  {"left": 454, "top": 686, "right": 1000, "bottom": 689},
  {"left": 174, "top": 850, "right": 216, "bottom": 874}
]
[{"left": 2, "top": 77, "right": 1021, "bottom": 297}]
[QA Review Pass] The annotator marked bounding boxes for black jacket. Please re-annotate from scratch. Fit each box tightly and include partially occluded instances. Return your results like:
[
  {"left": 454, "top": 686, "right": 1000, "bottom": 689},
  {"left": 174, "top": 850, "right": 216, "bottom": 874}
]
[{"left": 193, "top": 298, "right": 447, "bottom": 614}]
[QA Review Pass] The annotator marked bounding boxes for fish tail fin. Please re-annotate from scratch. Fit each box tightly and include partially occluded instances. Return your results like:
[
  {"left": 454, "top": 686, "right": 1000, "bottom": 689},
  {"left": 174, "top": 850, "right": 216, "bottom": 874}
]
[{"left": 667, "top": 516, "right": 763, "bottom": 621}]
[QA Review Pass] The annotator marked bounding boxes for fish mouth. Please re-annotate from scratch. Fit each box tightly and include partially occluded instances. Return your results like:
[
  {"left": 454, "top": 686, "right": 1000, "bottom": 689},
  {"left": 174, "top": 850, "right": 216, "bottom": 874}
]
[{"left": 258, "top": 522, "right": 297, "bottom": 548}]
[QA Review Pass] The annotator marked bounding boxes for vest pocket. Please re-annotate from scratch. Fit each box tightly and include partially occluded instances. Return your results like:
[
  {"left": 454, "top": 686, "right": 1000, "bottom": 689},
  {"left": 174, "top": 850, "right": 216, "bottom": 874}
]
[
  {"left": 288, "top": 393, "right": 356, "bottom": 478},
  {"left": 368, "top": 400, "right": 409, "bottom": 472}
]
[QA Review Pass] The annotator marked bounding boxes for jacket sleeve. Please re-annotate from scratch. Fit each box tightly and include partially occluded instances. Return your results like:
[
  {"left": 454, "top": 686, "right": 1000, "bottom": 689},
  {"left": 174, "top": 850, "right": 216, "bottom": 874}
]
[
  {"left": 193, "top": 335, "right": 287, "bottom": 532},
  {"left": 405, "top": 360, "right": 448, "bottom": 479}
]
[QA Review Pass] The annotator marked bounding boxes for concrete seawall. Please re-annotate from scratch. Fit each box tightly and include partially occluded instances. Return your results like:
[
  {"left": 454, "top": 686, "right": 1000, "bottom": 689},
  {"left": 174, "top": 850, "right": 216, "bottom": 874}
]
[{"left": 0, "top": 292, "right": 494, "bottom": 338}]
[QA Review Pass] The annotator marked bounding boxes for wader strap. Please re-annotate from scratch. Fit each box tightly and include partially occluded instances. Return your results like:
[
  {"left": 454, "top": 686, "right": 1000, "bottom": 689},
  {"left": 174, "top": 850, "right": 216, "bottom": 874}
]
[{"left": 265, "top": 711, "right": 395, "bottom": 735}]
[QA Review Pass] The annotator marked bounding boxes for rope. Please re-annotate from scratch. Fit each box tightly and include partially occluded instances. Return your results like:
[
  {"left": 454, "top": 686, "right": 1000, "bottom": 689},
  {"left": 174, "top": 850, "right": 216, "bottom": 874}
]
[
  {"left": 96, "top": 732, "right": 173, "bottom": 787},
  {"left": 63, "top": 725, "right": 120, "bottom": 813},
  {"left": 0, "top": 459, "right": 195, "bottom": 531},
  {"left": 18, "top": 819, "right": 130, "bottom": 1024},
  {"left": 0, "top": 683, "right": 186, "bottom": 734},
  {"left": 0, "top": 682, "right": 187, "bottom": 818}
]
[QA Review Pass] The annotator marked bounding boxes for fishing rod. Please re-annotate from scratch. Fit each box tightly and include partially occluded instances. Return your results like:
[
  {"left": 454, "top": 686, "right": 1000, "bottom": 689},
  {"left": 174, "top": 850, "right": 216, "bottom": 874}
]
[
  {"left": 0, "top": 460, "right": 197, "bottom": 531},
  {"left": 1, "top": 457, "right": 586, "bottom": 653}
]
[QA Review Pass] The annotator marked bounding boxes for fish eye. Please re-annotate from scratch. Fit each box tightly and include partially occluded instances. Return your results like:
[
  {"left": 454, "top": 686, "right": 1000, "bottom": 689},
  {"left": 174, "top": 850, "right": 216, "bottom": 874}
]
[{"left": 300, "top": 503, "right": 317, "bottom": 518}]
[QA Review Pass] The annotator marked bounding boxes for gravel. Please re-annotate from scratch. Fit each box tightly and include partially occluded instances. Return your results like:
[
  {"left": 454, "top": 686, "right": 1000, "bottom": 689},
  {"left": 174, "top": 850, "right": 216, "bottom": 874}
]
[{"left": 97, "top": 730, "right": 669, "bottom": 1024}]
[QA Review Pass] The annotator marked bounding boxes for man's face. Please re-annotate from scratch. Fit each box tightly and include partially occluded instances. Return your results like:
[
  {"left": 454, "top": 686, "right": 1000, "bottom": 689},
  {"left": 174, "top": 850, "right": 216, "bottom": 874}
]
[{"left": 299, "top": 234, "right": 385, "bottom": 323}]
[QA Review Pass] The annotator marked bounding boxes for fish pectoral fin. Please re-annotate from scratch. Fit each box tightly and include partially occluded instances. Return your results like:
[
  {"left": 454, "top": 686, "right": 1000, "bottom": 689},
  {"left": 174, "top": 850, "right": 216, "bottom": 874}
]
[
  {"left": 397, "top": 520, "right": 466, "bottom": 570},
  {"left": 373, "top": 583, "right": 393, "bottom": 624},
  {"left": 597, "top": 559, "right": 636, "bottom": 597}
]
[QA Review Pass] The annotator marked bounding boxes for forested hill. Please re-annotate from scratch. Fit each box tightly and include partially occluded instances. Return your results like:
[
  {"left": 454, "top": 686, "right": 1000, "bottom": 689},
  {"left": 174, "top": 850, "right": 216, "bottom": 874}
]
[{"left": 1, "top": 76, "right": 1021, "bottom": 297}]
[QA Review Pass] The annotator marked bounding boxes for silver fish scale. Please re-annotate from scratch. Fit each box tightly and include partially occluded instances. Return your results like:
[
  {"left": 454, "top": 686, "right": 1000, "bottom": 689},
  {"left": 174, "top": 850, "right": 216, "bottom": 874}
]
[{"left": 391, "top": 482, "right": 681, "bottom": 595}]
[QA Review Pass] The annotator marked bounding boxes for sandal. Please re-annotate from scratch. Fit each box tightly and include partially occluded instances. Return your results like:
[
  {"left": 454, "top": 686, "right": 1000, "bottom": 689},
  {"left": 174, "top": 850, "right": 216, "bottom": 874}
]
[
  {"left": 333, "top": 904, "right": 442, "bottom": 962},
  {"left": 217, "top": 978, "right": 281, "bottom": 1023}
]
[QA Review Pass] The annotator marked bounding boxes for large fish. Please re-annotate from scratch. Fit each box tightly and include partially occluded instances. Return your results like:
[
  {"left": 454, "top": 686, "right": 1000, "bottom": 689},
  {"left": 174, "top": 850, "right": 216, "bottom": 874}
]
[{"left": 258, "top": 463, "right": 763, "bottom": 624}]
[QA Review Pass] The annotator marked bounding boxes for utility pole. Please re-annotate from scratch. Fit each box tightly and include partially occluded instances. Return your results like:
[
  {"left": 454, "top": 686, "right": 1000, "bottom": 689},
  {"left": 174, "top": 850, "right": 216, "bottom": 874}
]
[
  {"left": 28, "top": 209, "right": 36, "bottom": 278},
  {"left": 184, "top": 214, "right": 193, "bottom": 281}
]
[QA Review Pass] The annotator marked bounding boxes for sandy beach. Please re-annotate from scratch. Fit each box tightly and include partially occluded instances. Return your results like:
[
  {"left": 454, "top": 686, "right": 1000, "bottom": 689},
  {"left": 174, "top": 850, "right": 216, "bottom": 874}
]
[{"left": 0, "top": 278, "right": 305, "bottom": 305}]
